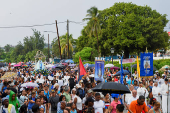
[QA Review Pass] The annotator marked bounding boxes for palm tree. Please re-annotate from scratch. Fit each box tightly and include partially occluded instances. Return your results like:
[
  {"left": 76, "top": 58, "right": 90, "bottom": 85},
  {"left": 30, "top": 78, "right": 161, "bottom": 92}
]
[
  {"left": 60, "top": 33, "right": 74, "bottom": 58},
  {"left": 83, "top": 6, "right": 101, "bottom": 54}
]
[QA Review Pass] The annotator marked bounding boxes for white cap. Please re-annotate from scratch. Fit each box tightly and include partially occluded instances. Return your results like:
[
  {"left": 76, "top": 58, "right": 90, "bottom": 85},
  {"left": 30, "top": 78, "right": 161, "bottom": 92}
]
[{"left": 76, "top": 84, "right": 81, "bottom": 88}]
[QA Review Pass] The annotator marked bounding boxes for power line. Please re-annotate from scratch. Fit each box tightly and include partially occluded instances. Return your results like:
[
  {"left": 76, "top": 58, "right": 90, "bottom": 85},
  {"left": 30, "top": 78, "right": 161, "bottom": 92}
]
[
  {"left": 0, "top": 21, "right": 86, "bottom": 29},
  {"left": 0, "top": 21, "right": 66, "bottom": 29}
]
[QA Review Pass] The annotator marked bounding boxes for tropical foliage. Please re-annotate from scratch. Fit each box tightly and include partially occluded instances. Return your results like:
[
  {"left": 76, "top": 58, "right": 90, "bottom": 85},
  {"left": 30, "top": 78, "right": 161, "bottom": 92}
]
[{"left": 78, "top": 2, "right": 169, "bottom": 58}]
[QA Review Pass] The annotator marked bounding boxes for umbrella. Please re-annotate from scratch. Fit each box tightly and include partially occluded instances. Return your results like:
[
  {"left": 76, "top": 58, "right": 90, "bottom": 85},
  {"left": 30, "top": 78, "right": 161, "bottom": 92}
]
[
  {"left": 65, "top": 59, "right": 74, "bottom": 63},
  {"left": 160, "top": 65, "right": 170, "bottom": 71},
  {"left": 68, "top": 64, "right": 76, "bottom": 67},
  {"left": 62, "top": 63, "right": 68, "bottom": 66},
  {"left": 105, "top": 64, "right": 114, "bottom": 68},
  {"left": 11, "top": 63, "right": 16, "bottom": 66},
  {"left": 114, "top": 70, "right": 130, "bottom": 76},
  {"left": 21, "top": 82, "right": 39, "bottom": 88},
  {"left": 84, "top": 63, "right": 90, "bottom": 67},
  {"left": 86, "top": 64, "right": 95, "bottom": 70},
  {"left": 131, "top": 64, "right": 157, "bottom": 71},
  {"left": 0, "top": 72, "right": 17, "bottom": 80},
  {"left": 14, "top": 64, "right": 21, "bottom": 67},
  {"left": 73, "top": 67, "right": 78, "bottom": 71},
  {"left": 46, "top": 64, "right": 54, "bottom": 68},
  {"left": 92, "top": 82, "right": 130, "bottom": 94},
  {"left": 22, "top": 65, "right": 28, "bottom": 67},
  {"left": 55, "top": 64, "right": 66, "bottom": 69},
  {"left": 110, "top": 66, "right": 120, "bottom": 71}
]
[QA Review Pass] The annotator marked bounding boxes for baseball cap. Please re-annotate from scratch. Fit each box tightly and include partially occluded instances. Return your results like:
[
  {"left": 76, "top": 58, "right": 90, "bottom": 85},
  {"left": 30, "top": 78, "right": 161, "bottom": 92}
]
[
  {"left": 111, "top": 93, "right": 119, "bottom": 98},
  {"left": 2, "top": 97, "right": 9, "bottom": 102},
  {"left": 51, "top": 90, "right": 55, "bottom": 93},
  {"left": 87, "top": 89, "right": 93, "bottom": 93}
]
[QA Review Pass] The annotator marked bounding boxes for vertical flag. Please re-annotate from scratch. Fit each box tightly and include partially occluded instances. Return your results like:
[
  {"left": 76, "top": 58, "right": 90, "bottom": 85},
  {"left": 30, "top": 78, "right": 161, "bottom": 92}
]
[
  {"left": 78, "top": 57, "right": 86, "bottom": 81},
  {"left": 137, "top": 56, "right": 141, "bottom": 80},
  {"left": 120, "top": 56, "right": 124, "bottom": 84}
]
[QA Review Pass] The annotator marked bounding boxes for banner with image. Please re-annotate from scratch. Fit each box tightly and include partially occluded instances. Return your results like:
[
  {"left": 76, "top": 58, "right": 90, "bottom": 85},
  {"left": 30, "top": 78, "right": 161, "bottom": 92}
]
[
  {"left": 94, "top": 57, "right": 105, "bottom": 82},
  {"left": 140, "top": 52, "right": 153, "bottom": 77}
]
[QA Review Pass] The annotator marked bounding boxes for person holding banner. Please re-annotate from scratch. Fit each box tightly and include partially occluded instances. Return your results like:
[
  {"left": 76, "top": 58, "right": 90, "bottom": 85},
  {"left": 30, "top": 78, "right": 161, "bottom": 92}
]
[{"left": 160, "top": 78, "right": 169, "bottom": 113}]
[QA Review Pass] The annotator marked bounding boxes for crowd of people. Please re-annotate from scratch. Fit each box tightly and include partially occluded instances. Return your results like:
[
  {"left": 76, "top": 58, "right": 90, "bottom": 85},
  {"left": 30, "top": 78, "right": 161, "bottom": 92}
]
[{"left": 0, "top": 64, "right": 168, "bottom": 113}]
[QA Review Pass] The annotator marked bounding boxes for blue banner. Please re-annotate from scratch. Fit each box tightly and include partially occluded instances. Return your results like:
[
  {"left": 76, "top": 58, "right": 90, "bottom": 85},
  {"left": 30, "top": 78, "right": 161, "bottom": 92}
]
[
  {"left": 140, "top": 52, "right": 153, "bottom": 77},
  {"left": 95, "top": 60, "right": 104, "bottom": 82}
]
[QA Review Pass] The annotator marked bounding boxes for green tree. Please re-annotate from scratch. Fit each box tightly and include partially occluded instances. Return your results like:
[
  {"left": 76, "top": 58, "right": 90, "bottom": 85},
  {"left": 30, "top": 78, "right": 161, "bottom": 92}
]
[
  {"left": 60, "top": 33, "right": 75, "bottom": 59},
  {"left": 74, "top": 47, "right": 98, "bottom": 62},
  {"left": 23, "top": 36, "right": 34, "bottom": 54},
  {"left": 51, "top": 37, "right": 60, "bottom": 58},
  {"left": 32, "top": 29, "right": 45, "bottom": 50},
  {"left": 4, "top": 44, "right": 12, "bottom": 53},
  {"left": 83, "top": 6, "right": 101, "bottom": 54},
  {"left": 100, "top": 2, "right": 169, "bottom": 58}
]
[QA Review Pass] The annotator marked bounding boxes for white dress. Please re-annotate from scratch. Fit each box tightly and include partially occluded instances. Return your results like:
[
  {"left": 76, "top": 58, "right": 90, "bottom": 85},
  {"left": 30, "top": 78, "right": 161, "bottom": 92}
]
[
  {"left": 152, "top": 86, "right": 161, "bottom": 104},
  {"left": 161, "top": 83, "right": 168, "bottom": 113}
]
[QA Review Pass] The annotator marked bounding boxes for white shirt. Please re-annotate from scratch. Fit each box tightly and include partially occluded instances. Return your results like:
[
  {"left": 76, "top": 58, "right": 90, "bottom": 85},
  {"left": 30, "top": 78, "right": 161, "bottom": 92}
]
[
  {"left": 58, "top": 80, "right": 64, "bottom": 90},
  {"left": 64, "top": 76, "right": 70, "bottom": 85},
  {"left": 48, "top": 76, "right": 53, "bottom": 81},
  {"left": 0, "top": 105, "right": 16, "bottom": 113},
  {"left": 37, "top": 79, "right": 44, "bottom": 84},
  {"left": 158, "top": 78, "right": 164, "bottom": 87},
  {"left": 161, "top": 83, "right": 168, "bottom": 96},
  {"left": 125, "top": 91, "right": 132, "bottom": 103},
  {"left": 137, "top": 87, "right": 148, "bottom": 98},
  {"left": 128, "top": 96, "right": 138, "bottom": 105},
  {"left": 93, "top": 100, "right": 105, "bottom": 113},
  {"left": 152, "top": 86, "right": 161, "bottom": 100},
  {"left": 73, "top": 95, "right": 82, "bottom": 110}
]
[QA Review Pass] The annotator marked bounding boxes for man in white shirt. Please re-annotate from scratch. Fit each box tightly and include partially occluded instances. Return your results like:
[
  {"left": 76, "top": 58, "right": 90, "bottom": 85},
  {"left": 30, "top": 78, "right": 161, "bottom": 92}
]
[
  {"left": 128, "top": 90, "right": 138, "bottom": 106},
  {"left": 93, "top": 93, "right": 105, "bottom": 113},
  {"left": 137, "top": 82, "right": 148, "bottom": 104},
  {"left": 152, "top": 82, "right": 161, "bottom": 104},
  {"left": 158, "top": 75, "right": 164, "bottom": 87},
  {"left": 58, "top": 76, "right": 64, "bottom": 91},
  {"left": 64, "top": 73, "right": 70, "bottom": 85},
  {"left": 0, "top": 97, "right": 16, "bottom": 113},
  {"left": 125, "top": 84, "right": 134, "bottom": 104},
  {"left": 161, "top": 78, "right": 169, "bottom": 113}
]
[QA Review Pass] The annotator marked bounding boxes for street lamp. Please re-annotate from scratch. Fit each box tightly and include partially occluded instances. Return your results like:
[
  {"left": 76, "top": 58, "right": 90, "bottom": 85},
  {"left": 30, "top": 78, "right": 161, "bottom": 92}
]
[
  {"left": 122, "top": 50, "right": 124, "bottom": 57},
  {"left": 110, "top": 48, "right": 114, "bottom": 64},
  {"left": 162, "top": 48, "right": 164, "bottom": 59}
]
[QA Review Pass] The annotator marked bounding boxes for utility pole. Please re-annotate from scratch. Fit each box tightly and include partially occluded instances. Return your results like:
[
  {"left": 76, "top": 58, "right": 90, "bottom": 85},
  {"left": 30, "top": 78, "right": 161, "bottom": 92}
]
[
  {"left": 55, "top": 20, "right": 62, "bottom": 60},
  {"left": 67, "top": 19, "right": 69, "bottom": 59},
  {"left": 48, "top": 34, "right": 50, "bottom": 62}
]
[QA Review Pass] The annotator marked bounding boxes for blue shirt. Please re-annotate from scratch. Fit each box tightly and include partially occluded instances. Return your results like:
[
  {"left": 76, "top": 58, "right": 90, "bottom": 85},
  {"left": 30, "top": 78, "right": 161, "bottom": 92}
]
[
  {"left": 71, "top": 109, "right": 77, "bottom": 113},
  {"left": 28, "top": 97, "right": 35, "bottom": 110},
  {"left": 57, "top": 109, "right": 63, "bottom": 113},
  {"left": 127, "top": 80, "right": 134, "bottom": 85}
]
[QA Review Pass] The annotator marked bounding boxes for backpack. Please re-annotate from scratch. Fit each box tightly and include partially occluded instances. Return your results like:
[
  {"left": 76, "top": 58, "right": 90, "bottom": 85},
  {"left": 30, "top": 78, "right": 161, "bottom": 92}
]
[{"left": 77, "top": 88, "right": 84, "bottom": 99}]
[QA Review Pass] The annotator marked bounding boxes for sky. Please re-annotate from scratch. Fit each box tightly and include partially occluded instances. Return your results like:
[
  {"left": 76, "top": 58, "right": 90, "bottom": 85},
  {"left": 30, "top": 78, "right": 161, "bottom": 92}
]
[{"left": 0, "top": 0, "right": 170, "bottom": 47}]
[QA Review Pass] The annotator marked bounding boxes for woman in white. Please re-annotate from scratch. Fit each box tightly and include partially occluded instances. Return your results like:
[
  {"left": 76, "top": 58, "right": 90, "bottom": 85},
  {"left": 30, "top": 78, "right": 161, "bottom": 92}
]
[
  {"left": 73, "top": 91, "right": 82, "bottom": 112},
  {"left": 71, "top": 88, "right": 77, "bottom": 101}
]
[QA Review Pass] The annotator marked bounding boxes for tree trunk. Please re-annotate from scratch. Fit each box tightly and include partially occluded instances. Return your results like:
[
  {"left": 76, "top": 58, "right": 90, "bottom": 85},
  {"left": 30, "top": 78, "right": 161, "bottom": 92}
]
[{"left": 124, "top": 48, "right": 130, "bottom": 59}]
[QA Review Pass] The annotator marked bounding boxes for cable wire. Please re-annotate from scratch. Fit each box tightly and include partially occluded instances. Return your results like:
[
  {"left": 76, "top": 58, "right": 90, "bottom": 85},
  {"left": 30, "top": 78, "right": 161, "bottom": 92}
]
[{"left": 0, "top": 21, "right": 66, "bottom": 29}]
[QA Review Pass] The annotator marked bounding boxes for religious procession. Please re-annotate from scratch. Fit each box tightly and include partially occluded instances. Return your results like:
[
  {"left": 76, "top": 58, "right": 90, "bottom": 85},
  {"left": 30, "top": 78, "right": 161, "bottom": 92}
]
[{"left": 1, "top": 1, "right": 170, "bottom": 113}]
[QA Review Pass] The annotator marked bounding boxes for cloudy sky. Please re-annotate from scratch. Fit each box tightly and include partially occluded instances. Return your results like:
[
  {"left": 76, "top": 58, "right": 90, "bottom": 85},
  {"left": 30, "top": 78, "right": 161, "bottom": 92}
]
[{"left": 0, "top": 0, "right": 169, "bottom": 47}]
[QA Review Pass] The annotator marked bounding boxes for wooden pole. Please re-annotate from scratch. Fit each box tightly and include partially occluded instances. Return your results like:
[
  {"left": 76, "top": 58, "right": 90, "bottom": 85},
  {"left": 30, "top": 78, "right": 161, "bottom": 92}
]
[
  {"left": 55, "top": 20, "right": 62, "bottom": 60},
  {"left": 48, "top": 34, "right": 50, "bottom": 62},
  {"left": 67, "top": 19, "right": 69, "bottom": 59}
]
